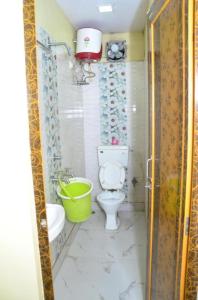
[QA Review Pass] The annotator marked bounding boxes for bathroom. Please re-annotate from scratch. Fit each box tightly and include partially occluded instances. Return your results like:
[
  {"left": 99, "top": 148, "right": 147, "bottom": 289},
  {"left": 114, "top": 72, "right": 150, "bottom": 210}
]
[
  {"left": 36, "top": 0, "right": 148, "bottom": 299},
  {"left": 21, "top": 0, "right": 197, "bottom": 299}
]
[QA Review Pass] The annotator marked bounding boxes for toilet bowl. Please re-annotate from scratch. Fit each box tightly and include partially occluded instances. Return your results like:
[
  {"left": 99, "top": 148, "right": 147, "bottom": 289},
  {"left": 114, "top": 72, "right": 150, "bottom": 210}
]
[
  {"left": 97, "top": 146, "right": 129, "bottom": 230},
  {"left": 97, "top": 191, "right": 125, "bottom": 230}
]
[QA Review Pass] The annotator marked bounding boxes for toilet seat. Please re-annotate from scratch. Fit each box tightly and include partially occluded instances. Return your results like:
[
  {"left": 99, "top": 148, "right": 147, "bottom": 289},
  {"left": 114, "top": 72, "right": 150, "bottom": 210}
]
[{"left": 99, "top": 162, "right": 125, "bottom": 190}]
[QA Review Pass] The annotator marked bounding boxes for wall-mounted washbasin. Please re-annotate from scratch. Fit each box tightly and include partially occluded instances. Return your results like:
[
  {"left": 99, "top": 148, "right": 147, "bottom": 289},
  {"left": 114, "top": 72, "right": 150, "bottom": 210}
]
[{"left": 46, "top": 203, "right": 65, "bottom": 242}]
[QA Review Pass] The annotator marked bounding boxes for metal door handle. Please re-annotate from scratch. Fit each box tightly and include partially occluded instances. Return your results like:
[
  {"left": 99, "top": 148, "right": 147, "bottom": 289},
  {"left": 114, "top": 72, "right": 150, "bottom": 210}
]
[
  {"left": 145, "top": 156, "right": 152, "bottom": 190},
  {"left": 146, "top": 157, "right": 152, "bottom": 180}
]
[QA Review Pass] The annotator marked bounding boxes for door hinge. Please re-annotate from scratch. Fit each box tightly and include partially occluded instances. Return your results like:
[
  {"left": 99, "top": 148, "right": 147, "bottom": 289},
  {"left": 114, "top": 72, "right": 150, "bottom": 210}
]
[{"left": 185, "top": 217, "right": 190, "bottom": 236}]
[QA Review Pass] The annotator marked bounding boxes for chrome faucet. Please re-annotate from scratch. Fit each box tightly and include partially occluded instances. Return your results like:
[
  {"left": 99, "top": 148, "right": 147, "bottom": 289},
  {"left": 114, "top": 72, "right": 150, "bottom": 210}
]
[{"left": 50, "top": 168, "right": 74, "bottom": 183}]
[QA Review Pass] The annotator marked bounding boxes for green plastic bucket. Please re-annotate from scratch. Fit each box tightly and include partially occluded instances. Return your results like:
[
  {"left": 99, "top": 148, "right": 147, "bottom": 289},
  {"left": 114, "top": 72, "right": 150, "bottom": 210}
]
[{"left": 57, "top": 178, "right": 93, "bottom": 223}]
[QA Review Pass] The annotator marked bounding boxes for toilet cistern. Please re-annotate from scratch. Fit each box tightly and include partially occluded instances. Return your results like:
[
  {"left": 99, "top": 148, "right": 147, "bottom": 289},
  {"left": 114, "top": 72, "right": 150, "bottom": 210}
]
[{"left": 97, "top": 146, "right": 129, "bottom": 230}]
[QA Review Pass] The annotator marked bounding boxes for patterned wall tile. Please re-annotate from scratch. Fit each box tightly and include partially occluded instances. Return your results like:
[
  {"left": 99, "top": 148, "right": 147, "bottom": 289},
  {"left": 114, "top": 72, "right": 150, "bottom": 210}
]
[
  {"left": 99, "top": 63, "right": 127, "bottom": 146},
  {"left": 37, "top": 28, "right": 62, "bottom": 204}
]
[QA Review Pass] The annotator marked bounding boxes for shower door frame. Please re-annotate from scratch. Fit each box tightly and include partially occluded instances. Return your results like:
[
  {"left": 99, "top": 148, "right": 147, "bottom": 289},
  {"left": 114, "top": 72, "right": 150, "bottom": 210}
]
[{"left": 147, "top": 0, "right": 194, "bottom": 299}]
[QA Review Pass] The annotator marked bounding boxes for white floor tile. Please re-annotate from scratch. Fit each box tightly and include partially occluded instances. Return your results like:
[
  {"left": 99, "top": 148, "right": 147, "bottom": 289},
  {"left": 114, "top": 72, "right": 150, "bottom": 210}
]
[
  {"left": 54, "top": 211, "right": 147, "bottom": 300},
  {"left": 67, "top": 228, "right": 146, "bottom": 260},
  {"left": 54, "top": 257, "right": 145, "bottom": 300}
]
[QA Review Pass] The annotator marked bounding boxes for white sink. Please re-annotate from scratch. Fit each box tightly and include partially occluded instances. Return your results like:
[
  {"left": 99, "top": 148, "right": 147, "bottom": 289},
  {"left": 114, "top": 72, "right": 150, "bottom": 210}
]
[{"left": 46, "top": 203, "right": 65, "bottom": 242}]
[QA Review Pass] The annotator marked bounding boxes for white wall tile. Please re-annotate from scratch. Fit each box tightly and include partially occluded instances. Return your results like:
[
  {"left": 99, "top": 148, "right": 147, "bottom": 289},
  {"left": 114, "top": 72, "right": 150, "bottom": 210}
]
[
  {"left": 56, "top": 53, "right": 85, "bottom": 177},
  {"left": 83, "top": 65, "right": 102, "bottom": 200},
  {"left": 126, "top": 62, "right": 147, "bottom": 205}
]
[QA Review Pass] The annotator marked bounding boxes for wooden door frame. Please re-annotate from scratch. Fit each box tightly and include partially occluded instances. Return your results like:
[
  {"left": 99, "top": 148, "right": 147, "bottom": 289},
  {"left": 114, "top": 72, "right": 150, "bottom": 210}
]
[
  {"left": 23, "top": 1, "right": 54, "bottom": 299},
  {"left": 180, "top": 1, "right": 194, "bottom": 298},
  {"left": 185, "top": 1, "right": 198, "bottom": 298},
  {"left": 147, "top": 0, "right": 194, "bottom": 299}
]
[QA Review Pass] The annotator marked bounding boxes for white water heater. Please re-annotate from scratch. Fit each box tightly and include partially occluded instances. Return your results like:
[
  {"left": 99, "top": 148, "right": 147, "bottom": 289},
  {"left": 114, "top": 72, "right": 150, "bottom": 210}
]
[{"left": 75, "top": 28, "right": 102, "bottom": 61}]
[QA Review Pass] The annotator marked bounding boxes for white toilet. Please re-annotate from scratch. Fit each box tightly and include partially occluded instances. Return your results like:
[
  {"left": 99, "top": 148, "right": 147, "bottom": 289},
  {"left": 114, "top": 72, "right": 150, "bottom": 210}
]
[{"left": 97, "top": 146, "right": 129, "bottom": 230}]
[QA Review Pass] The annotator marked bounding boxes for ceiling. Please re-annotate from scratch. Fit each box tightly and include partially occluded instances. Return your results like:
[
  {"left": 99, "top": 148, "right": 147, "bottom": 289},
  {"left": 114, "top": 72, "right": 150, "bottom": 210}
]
[{"left": 56, "top": 0, "right": 149, "bottom": 33}]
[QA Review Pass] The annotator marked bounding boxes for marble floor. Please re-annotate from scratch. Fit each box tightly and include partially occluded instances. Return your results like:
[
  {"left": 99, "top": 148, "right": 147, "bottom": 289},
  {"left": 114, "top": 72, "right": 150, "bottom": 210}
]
[{"left": 54, "top": 210, "right": 147, "bottom": 300}]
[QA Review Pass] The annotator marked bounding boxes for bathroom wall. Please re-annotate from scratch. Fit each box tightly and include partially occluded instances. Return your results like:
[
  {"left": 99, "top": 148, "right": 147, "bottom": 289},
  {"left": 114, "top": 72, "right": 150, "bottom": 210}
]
[
  {"left": 35, "top": 0, "right": 75, "bottom": 50},
  {"left": 83, "top": 61, "right": 146, "bottom": 210},
  {"left": 37, "top": 27, "right": 85, "bottom": 270},
  {"left": 35, "top": 0, "right": 83, "bottom": 271},
  {"left": 56, "top": 50, "right": 85, "bottom": 177},
  {"left": 81, "top": 30, "right": 146, "bottom": 210},
  {"left": 37, "top": 28, "right": 65, "bottom": 268},
  {"left": 83, "top": 65, "right": 101, "bottom": 199},
  {"left": 37, "top": 28, "right": 62, "bottom": 204},
  {"left": 126, "top": 61, "right": 147, "bottom": 210}
]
